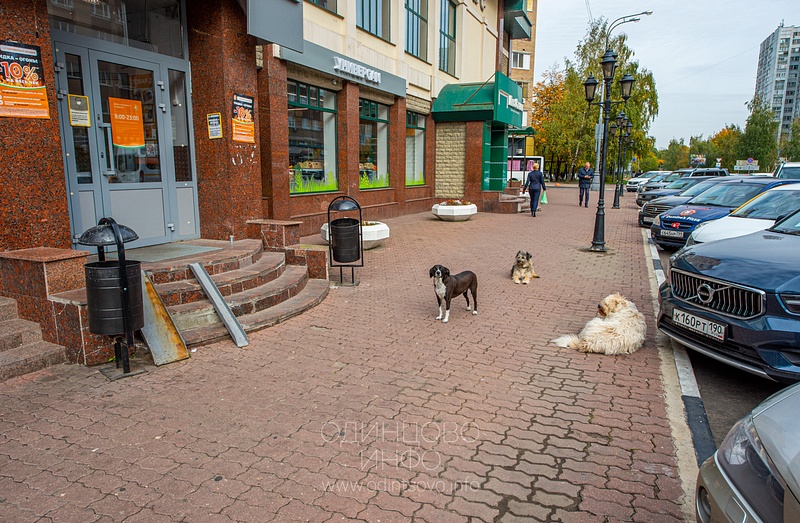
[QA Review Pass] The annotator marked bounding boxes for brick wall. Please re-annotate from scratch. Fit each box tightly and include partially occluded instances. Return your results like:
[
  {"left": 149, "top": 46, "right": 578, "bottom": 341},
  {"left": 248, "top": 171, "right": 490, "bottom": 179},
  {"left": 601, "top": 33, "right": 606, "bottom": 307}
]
[{"left": 434, "top": 123, "right": 467, "bottom": 198}]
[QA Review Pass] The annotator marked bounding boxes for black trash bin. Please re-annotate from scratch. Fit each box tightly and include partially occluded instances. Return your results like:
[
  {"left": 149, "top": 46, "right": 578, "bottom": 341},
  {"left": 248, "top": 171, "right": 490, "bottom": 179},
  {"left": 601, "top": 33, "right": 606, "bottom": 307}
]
[
  {"left": 84, "top": 260, "right": 144, "bottom": 335},
  {"left": 78, "top": 217, "right": 141, "bottom": 375},
  {"left": 330, "top": 217, "right": 360, "bottom": 263}
]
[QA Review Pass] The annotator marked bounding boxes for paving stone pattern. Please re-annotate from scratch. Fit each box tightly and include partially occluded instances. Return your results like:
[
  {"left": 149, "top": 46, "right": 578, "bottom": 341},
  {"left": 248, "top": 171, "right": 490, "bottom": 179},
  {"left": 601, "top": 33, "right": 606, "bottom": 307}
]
[{"left": 0, "top": 188, "right": 686, "bottom": 522}]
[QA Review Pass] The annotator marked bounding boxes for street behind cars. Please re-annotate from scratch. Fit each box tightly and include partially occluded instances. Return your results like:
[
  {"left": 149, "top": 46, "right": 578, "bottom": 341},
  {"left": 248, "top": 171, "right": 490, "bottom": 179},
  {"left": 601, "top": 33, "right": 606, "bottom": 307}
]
[{"left": 650, "top": 178, "right": 798, "bottom": 250}]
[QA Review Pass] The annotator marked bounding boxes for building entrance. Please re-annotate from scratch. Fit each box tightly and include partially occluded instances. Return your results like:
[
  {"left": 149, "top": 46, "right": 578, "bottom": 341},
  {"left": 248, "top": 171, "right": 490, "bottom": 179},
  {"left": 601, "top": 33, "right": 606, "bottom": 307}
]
[{"left": 54, "top": 40, "right": 198, "bottom": 249}]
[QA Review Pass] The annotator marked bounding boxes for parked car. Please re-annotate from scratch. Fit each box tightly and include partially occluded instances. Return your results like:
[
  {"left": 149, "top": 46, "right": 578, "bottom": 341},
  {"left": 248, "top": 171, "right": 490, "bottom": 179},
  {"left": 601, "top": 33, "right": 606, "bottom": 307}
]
[
  {"left": 686, "top": 183, "right": 800, "bottom": 246},
  {"left": 774, "top": 161, "right": 800, "bottom": 179},
  {"left": 658, "top": 207, "right": 800, "bottom": 383},
  {"left": 695, "top": 380, "right": 800, "bottom": 522},
  {"left": 650, "top": 178, "right": 797, "bottom": 249},
  {"left": 635, "top": 176, "right": 720, "bottom": 207},
  {"left": 625, "top": 170, "right": 661, "bottom": 192},
  {"left": 637, "top": 177, "right": 748, "bottom": 227},
  {"left": 636, "top": 168, "right": 729, "bottom": 201}
]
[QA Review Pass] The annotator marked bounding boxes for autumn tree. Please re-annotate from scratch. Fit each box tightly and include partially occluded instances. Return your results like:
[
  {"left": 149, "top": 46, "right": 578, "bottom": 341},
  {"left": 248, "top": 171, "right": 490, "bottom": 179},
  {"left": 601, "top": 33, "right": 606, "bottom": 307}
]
[
  {"left": 710, "top": 125, "right": 743, "bottom": 170},
  {"left": 659, "top": 139, "right": 690, "bottom": 170}
]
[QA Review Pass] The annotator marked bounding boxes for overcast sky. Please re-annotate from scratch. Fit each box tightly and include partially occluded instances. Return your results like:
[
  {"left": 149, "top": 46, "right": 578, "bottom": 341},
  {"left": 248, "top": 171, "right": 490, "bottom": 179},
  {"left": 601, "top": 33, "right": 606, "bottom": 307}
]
[{"left": 533, "top": 0, "right": 797, "bottom": 149}]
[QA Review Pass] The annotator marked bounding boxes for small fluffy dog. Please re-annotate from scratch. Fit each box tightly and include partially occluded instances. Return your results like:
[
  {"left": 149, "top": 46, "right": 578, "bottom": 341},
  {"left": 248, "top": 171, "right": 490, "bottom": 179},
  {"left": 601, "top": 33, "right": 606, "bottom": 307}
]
[
  {"left": 511, "top": 250, "right": 539, "bottom": 284},
  {"left": 429, "top": 265, "right": 478, "bottom": 323},
  {"left": 552, "top": 293, "right": 647, "bottom": 355}
]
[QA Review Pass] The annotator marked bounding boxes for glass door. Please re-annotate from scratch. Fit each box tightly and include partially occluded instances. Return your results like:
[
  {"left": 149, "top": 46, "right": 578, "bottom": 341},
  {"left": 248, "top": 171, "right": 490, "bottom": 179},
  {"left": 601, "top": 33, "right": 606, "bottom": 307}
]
[{"left": 55, "top": 43, "right": 180, "bottom": 248}]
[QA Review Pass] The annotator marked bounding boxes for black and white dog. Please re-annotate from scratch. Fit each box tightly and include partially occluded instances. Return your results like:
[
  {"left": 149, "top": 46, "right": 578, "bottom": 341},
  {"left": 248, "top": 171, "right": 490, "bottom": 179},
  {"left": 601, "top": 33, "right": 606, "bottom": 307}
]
[{"left": 429, "top": 265, "right": 478, "bottom": 323}]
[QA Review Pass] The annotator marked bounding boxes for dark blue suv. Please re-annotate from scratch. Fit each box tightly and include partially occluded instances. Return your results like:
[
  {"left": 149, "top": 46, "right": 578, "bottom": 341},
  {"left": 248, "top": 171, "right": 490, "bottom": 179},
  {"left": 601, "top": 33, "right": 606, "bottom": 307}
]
[
  {"left": 658, "top": 208, "right": 800, "bottom": 383},
  {"left": 650, "top": 178, "right": 800, "bottom": 249}
]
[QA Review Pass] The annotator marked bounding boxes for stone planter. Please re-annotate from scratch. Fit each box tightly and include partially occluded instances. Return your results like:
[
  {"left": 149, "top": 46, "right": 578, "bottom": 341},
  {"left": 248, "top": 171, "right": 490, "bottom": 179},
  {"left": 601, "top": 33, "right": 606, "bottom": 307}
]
[
  {"left": 431, "top": 203, "right": 478, "bottom": 222},
  {"left": 320, "top": 221, "right": 390, "bottom": 250}
]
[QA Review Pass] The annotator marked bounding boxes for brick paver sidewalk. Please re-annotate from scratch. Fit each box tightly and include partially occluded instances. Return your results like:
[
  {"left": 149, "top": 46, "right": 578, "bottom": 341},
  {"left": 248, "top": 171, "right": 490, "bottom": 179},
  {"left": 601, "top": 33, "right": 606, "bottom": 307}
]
[{"left": 0, "top": 187, "right": 692, "bottom": 522}]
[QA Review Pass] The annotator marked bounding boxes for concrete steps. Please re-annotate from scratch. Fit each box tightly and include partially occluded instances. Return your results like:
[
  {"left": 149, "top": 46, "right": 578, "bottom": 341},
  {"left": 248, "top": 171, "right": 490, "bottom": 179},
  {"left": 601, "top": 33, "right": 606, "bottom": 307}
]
[
  {"left": 0, "top": 297, "right": 66, "bottom": 383},
  {"left": 144, "top": 241, "right": 328, "bottom": 349}
]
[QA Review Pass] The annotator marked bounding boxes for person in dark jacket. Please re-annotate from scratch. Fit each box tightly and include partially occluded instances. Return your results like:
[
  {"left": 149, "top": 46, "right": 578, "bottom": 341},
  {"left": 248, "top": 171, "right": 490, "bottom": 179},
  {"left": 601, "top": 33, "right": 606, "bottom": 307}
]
[
  {"left": 577, "top": 162, "right": 593, "bottom": 207},
  {"left": 522, "top": 163, "right": 546, "bottom": 217}
]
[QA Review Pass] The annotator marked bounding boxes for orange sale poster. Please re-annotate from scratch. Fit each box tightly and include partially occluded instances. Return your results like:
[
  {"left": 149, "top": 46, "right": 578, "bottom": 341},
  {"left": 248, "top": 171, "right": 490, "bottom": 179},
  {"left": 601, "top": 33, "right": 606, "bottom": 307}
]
[
  {"left": 108, "top": 97, "right": 145, "bottom": 148},
  {"left": 0, "top": 41, "right": 50, "bottom": 119}
]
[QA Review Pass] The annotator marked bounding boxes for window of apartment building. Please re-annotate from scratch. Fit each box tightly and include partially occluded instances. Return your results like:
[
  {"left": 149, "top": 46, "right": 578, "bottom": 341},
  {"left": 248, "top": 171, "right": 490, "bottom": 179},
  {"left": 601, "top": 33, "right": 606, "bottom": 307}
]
[
  {"left": 406, "top": 112, "right": 426, "bottom": 186},
  {"left": 515, "top": 81, "right": 529, "bottom": 101},
  {"left": 439, "top": 0, "right": 457, "bottom": 76},
  {"left": 357, "top": 0, "right": 390, "bottom": 40},
  {"left": 359, "top": 100, "right": 390, "bottom": 189},
  {"left": 405, "top": 0, "right": 428, "bottom": 60},
  {"left": 288, "top": 80, "right": 338, "bottom": 194},
  {"left": 511, "top": 52, "right": 531, "bottom": 70},
  {"left": 306, "top": 0, "right": 337, "bottom": 13}
]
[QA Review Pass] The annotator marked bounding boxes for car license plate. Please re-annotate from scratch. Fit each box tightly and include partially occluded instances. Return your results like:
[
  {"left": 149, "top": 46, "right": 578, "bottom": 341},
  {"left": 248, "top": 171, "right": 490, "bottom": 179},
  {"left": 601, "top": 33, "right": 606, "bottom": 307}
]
[
  {"left": 672, "top": 308, "right": 725, "bottom": 341},
  {"left": 642, "top": 216, "right": 653, "bottom": 224},
  {"left": 660, "top": 229, "right": 683, "bottom": 238}
]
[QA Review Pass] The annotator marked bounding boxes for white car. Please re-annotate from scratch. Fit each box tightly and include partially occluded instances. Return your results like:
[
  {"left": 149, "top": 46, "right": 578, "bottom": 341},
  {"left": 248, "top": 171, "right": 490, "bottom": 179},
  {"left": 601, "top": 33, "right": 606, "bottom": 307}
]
[
  {"left": 625, "top": 171, "right": 661, "bottom": 192},
  {"left": 685, "top": 183, "right": 800, "bottom": 246}
]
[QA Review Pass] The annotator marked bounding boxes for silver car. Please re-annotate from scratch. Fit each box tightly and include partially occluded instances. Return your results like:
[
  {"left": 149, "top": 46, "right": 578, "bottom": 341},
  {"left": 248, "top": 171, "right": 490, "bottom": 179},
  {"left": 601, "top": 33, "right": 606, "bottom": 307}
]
[{"left": 696, "top": 381, "right": 800, "bottom": 522}]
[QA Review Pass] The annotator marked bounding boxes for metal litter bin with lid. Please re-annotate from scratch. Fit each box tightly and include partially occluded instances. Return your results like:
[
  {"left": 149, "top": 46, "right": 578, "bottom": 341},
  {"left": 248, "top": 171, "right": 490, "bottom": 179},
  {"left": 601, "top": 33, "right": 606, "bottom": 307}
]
[
  {"left": 327, "top": 196, "right": 363, "bottom": 285},
  {"left": 78, "top": 218, "right": 142, "bottom": 376}
]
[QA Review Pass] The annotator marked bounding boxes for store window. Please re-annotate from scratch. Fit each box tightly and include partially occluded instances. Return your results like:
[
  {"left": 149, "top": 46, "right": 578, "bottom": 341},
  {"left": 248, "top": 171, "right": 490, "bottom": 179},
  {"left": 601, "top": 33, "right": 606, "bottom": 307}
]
[
  {"left": 406, "top": 112, "right": 426, "bottom": 186},
  {"left": 359, "top": 99, "right": 390, "bottom": 189},
  {"left": 48, "top": 0, "right": 185, "bottom": 59},
  {"left": 405, "top": 0, "right": 428, "bottom": 61},
  {"left": 357, "top": 0, "right": 391, "bottom": 40},
  {"left": 439, "top": 0, "right": 457, "bottom": 76},
  {"left": 288, "top": 80, "right": 338, "bottom": 194}
]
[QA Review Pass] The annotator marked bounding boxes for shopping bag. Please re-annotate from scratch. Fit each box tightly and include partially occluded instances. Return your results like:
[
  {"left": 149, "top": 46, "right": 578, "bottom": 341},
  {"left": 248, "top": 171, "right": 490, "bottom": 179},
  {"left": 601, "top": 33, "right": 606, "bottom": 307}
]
[{"left": 540, "top": 192, "right": 548, "bottom": 205}]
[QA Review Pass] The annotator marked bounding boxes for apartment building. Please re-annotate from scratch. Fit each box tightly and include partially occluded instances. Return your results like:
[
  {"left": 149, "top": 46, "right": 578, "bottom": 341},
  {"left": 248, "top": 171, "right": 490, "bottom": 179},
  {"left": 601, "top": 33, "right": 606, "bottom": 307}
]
[{"left": 755, "top": 23, "right": 800, "bottom": 144}]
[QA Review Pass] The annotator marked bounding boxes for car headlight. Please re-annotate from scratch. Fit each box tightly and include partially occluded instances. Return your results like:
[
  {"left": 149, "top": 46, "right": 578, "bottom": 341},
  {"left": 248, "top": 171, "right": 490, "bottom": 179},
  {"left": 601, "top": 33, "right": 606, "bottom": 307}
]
[
  {"left": 717, "top": 416, "right": 785, "bottom": 523},
  {"left": 653, "top": 215, "right": 661, "bottom": 226},
  {"left": 778, "top": 294, "right": 800, "bottom": 314},
  {"left": 685, "top": 234, "right": 697, "bottom": 247}
]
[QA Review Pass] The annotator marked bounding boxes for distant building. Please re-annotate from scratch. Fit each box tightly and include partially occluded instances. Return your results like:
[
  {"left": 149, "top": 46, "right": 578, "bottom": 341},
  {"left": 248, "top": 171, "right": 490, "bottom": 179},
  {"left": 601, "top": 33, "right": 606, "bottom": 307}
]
[
  {"left": 755, "top": 23, "right": 800, "bottom": 144},
  {"left": 506, "top": 0, "right": 539, "bottom": 175}
]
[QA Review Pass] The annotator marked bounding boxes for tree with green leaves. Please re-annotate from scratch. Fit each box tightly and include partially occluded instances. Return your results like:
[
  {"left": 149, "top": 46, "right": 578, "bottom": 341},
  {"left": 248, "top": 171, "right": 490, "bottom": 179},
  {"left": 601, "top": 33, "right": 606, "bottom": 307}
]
[
  {"left": 739, "top": 96, "right": 779, "bottom": 171},
  {"left": 530, "top": 18, "right": 659, "bottom": 179},
  {"left": 779, "top": 118, "right": 800, "bottom": 161}
]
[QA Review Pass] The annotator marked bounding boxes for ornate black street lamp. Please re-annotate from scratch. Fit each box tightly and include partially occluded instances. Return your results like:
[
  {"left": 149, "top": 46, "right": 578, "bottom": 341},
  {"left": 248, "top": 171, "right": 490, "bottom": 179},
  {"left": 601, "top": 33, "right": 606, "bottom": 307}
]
[
  {"left": 583, "top": 52, "right": 634, "bottom": 252},
  {"left": 610, "top": 111, "right": 630, "bottom": 209}
]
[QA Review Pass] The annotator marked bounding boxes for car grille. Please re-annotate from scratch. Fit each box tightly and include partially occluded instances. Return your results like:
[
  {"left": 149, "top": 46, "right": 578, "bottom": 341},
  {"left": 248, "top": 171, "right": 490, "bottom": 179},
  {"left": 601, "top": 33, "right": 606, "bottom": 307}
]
[
  {"left": 643, "top": 202, "right": 674, "bottom": 217},
  {"left": 670, "top": 268, "right": 765, "bottom": 319}
]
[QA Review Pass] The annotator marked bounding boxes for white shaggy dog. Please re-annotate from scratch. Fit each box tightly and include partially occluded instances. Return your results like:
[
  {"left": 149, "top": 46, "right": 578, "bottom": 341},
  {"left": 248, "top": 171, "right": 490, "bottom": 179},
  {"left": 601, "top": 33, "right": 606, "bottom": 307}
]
[{"left": 551, "top": 293, "right": 647, "bottom": 355}]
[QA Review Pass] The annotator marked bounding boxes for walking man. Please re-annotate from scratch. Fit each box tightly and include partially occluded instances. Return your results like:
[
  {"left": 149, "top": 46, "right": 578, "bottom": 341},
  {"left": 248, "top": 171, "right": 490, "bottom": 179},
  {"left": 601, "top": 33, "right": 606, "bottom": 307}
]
[
  {"left": 578, "top": 162, "right": 593, "bottom": 207},
  {"left": 523, "top": 162, "right": 546, "bottom": 217}
]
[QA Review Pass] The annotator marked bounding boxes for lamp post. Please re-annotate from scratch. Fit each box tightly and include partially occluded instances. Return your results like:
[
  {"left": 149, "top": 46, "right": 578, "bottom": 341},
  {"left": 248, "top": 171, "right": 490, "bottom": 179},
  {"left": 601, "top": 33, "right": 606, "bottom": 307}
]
[
  {"left": 584, "top": 51, "right": 634, "bottom": 252},
  {"left": 610, "top": 111, "right": 630, "bottom": 209},
  {"left": 591, "top": 11, "right": 652, "bottom": 191}
]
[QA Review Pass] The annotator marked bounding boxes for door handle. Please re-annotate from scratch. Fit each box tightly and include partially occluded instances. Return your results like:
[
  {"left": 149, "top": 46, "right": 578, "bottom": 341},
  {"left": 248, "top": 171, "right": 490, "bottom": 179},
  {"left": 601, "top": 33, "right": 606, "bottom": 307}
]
[{"left": 99, "top": 122, "right": 117, "bottom": 177}]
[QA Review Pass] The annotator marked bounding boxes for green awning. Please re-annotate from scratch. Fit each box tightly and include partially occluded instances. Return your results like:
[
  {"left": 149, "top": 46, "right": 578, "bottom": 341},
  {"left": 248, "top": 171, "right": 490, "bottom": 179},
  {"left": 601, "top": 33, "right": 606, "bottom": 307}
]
[
  {"left": 431, "top": 82, "right": 495, "bottom": 123},
  {"left": 509, "top": 126, "right": 536, "bottom": 136},
  {"left": 432, "top": 72, "right": 523, "bottom": 127}
]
